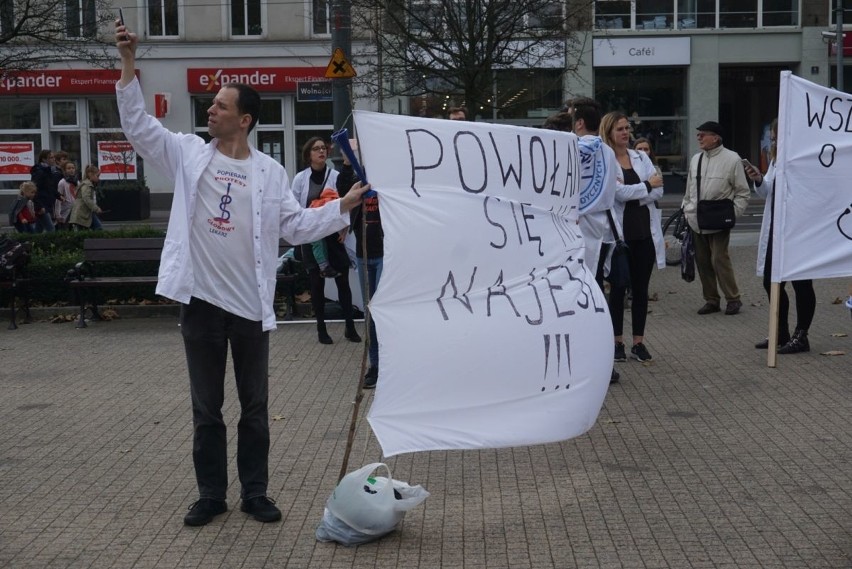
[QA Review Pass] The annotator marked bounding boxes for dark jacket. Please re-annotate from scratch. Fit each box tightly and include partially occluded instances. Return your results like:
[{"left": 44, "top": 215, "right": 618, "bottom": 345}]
[
  {"left": 338, "top": 164, "right": 383, "bottom": 259},
  {"left": 30, "top": 163, "right": 62, "bottom": 214}
]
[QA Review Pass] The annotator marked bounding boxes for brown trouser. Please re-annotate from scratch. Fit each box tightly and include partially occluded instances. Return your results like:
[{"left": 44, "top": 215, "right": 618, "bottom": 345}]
[{"left": 692, "top": 229, "right": 740, "bottom": 305}]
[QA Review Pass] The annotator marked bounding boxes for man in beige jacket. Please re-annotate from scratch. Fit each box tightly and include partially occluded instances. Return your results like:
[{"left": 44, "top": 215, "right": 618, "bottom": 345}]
[{"left": 682, "top": 121, "right": 750, "bottom": 315}]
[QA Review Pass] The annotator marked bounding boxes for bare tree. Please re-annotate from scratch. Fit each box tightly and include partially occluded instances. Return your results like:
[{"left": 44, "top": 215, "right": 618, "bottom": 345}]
[
  {"left": 351, "top": 0, "right": 593, "bottom": 119},
  {"left": 0, "top": 0, "right": 118, "bottom": 76}
]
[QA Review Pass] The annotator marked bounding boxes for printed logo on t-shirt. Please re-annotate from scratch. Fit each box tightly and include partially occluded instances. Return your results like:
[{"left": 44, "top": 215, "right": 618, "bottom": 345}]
[{"left": 207, "top": 168, "right": 248, "bottom": 237}]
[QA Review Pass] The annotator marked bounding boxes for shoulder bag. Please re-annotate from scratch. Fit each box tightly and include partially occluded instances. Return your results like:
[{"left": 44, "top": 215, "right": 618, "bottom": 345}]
[
  {"left": 695, "top": 153, "right": 736, "bottom": 230},
  {"left": 605, "top": 210, "right": 630, "bottom": 289}
]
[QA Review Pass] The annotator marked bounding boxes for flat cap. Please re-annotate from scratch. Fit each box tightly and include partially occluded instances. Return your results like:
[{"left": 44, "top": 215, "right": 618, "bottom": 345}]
[{"left": 696, "top": 121, "right": 724, "bottom": 138}]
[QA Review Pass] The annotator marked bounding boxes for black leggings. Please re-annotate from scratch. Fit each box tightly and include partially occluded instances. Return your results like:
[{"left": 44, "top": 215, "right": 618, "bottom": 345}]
[
  {"left": 610, "top": 237, "right": 656, "bottom": 338},
  {"left": 308, "top": 269, "right": 354, "bottom": 325},
  {"left": 762, "top": 236, "right": 815, "bottom": 334}
]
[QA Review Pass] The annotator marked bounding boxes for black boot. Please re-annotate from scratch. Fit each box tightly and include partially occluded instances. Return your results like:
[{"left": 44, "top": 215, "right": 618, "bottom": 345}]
[
  {"left": 755, "top": 330, "right": 790, "bottom": 349},
  {"left": 778, "top": 329, "right": 809, "bottom": 354},
  {"left": 317, "top": 321, "right": 333, "bottom": 345},
  {"left": 344, "top": 321, "right": 362, "bottom": 343}
]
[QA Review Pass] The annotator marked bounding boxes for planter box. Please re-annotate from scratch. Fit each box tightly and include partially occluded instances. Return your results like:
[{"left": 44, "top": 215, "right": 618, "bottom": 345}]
[{"left": 99, "top": 187, "right": 151, "bottom": 221}]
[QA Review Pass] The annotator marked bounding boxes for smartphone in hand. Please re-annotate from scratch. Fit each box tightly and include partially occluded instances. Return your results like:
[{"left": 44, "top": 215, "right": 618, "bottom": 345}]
[{"left": 118, "top": 8, "right": 128, "bottom": 40}]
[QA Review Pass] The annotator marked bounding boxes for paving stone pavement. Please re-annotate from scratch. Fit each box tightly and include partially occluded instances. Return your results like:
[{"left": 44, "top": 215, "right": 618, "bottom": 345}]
[{"left": 1, "top": 242, "right": 850, "bottom": 569}]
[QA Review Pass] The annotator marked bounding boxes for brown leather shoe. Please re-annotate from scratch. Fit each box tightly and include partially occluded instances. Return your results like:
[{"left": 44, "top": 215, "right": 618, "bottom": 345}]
[
  {"left": 697, "top": 302, "right": 720, "bottom": 315},
  {"left": 724, "top": 300, "right": 742, "bottom": 315}
]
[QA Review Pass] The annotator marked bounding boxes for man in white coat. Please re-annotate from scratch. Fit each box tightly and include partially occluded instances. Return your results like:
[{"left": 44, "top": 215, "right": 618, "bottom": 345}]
[
  {"left": 115, "top": 22, "right": 367, "bottom": 526},
  {"left": 563, "top": 98, "right": 620, "bottom": 383}
]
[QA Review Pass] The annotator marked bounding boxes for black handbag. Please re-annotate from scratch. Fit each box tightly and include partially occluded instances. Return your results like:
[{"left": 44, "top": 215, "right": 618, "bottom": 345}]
[
  {"left": 605, "top": 210, "right": 630, "bottom": 289},
  {"left": 680, "top": 226, "right": 695, "bottom": 283},
  {"left": 695, "top": 154, "right": 736, "bottom": 231}
]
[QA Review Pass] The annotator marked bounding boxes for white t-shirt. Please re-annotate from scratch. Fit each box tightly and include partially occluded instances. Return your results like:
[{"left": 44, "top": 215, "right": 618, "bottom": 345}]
[{"left": 189, "top": 152, "right": 260, "bottom": 321}]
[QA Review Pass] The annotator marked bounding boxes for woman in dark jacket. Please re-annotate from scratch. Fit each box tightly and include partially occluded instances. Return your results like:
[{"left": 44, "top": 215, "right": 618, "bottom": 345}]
[{"left": 30, "top": 149, "right": 63, "bottom": 232}]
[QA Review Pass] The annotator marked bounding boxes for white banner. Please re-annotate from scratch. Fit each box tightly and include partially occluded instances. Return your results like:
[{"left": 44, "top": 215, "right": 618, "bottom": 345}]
[
  {"left": 774, "top": 72, "right": 852, "bottom": 281},
  {"left": 354, "top": 111, "right": 614, "bottom": 457}
]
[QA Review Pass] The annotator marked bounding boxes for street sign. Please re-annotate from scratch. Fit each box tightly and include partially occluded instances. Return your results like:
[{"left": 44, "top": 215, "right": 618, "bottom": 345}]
[
  {"left": 297, "top": 81, "right": 333, "bottom": 102},
  {"left": 324, "top": 48, "right": 357, "bottom": 79}
]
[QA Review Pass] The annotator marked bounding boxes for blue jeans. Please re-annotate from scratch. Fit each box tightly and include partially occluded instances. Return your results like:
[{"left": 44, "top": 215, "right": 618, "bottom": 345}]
[
  {"left": 356, "top": 257, "right": 383, "bottom": 368},
  {"left": 35, "top": 211, "right": 55, "bottom": 233},
  {"left": 180, "top": 298, "right": 270, "bottom": 501}
]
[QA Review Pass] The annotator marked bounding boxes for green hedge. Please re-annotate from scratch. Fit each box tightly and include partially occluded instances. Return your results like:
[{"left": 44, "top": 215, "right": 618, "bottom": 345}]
[
  {"left": 14, "top": 228, "right": 311, "bottom": 307},
  {"left": 18, "top": 228, "right": 166, "bottom": 305}
]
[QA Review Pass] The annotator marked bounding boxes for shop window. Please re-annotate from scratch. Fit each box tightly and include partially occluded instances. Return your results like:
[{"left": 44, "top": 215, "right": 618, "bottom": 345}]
[
  {"left": 595, "top": 67, "right": 686, "bottom": 171},
  {"left": 0, "top": 100, "right": 39, "bottom": 130},
  {"left": 51, "top": 101, "right": 78, "bottom": 127},
  {"left": 259, "top": 99, "right": 283, "bottom": 125},
  {"left": 148, "top": 0, "right": 180, "bottom": 37},
  {"left": 192, "top": 96, "right": 214, "bottom": 142},
  {"left": 494, "top": 68, "right": 562, "bottom": 120},
  {"left": 65, "top": 0, "right": 97, "bottom": 38},
  {"left": 312, "top": 0, "right": 330, "bottom": 35},
  {"left": 231, "top": 0, "right": 262, "bottom": 36},
  {"left": 88, "top": 99, "right": 121, "bottom": 129},
  {"left": 295, "top": 100, "right": 332, "bottom": 125}
]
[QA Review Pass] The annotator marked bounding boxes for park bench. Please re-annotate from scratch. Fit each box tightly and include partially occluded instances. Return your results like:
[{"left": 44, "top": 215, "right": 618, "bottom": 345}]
[
  {"left": 1, "top": 241, "right": 33, "bottom": 330},
  {"left": 66, "top": 237, "right": 299, "bottom": 329}
]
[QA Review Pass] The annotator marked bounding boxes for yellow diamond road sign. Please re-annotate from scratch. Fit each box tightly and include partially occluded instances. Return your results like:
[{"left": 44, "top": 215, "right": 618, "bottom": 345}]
[{"left": 325, "top": 48, "right": 357, "bottom": 79}]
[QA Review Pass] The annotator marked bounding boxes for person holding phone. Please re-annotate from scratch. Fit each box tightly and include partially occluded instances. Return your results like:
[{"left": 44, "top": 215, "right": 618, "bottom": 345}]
[
  {"left": 114, "top": 19, "right": 368, "bottom": 526},
  {"left": 745, "top": 118, "right": 816, "bottom": 354}
]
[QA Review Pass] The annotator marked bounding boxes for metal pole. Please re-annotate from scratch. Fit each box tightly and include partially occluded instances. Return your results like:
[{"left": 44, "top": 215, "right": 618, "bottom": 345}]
[
  {"left": 838, "top": 0, "right": 844, "bottom": 90},
  {"left": 331, "top": 0, "right": 353, "bottom": 165}
]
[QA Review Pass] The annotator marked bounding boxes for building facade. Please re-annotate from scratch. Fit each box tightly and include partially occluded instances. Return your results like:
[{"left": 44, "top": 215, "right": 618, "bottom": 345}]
[
  {"left": 566, "top": 0, "right": 849, "bottom": 175},
  {"left": 1, "top": 0, "right": 850, "bottom": 209},
  {"left": 0, "top": 0, "right": 375, "bottom": 209}
]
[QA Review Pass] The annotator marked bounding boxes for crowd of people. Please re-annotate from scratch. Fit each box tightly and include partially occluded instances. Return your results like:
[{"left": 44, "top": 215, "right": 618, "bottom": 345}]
[
  {"left": 4, "top": 20, "right": 840, "bottom": 529},
  {"left": 537, "top": 96, "right": 824, "bottom": 383},
  {"left": 8, "top": 149, "right": 103, "bottom": 233}
]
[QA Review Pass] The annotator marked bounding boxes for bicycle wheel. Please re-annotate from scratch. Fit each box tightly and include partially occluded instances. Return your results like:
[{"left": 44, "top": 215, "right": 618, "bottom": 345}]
[{"left": 662, "top": 209, "right": 686, "bottom": 266}]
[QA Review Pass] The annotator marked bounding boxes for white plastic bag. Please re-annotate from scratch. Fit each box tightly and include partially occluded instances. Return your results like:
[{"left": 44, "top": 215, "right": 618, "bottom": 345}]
[{"left": 316, "top": 462, "right": 429, "bottom": 546}]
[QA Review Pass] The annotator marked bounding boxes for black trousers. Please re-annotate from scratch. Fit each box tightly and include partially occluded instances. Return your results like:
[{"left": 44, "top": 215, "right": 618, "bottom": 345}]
[
  {"left": 308, "top": 269, "right": 355, "bottom": 326},
  {"left": 181, "top": 297, "right": 270, "bottom": 501},
  {"left": 762, "top": 235, "right": 815, "bottom": 334},
  {"left": 610, "top": 237, "right": 656, "bottom": 338}
]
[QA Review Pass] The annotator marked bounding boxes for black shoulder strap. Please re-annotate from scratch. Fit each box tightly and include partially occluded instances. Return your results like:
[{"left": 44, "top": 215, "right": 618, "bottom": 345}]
[
  {"left": 605, "top": 209, "right": 622, "bottom": 242},
  {"left": 696, "top": 153, "right": 703, "bottom": 201}
]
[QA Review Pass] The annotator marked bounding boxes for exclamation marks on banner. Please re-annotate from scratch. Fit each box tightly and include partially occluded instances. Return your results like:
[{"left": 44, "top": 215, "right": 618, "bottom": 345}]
[{"left": 542, "top": 333, "right": 571, "bottom": 392}]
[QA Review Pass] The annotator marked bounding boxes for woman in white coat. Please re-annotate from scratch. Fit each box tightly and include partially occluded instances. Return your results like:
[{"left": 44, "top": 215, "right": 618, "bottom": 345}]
[
  {"left": 600, "top": 112, "right": 665, "bottom": 364},
  {"left": 746, "top": 119, "right": 815, "bottom": 354},
  {"left": 291, "top": 137, "right": 361, "bottom": 345}
]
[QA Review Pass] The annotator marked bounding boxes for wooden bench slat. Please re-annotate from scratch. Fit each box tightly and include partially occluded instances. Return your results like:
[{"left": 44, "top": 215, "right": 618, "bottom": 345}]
[
  {"left": 69, "top": 276, "right": 159, "bottom": 287},
  {"left": 83, "top": 238, "right": 165, "bottom": 251},
  {"left": 84, "top": 250, "right": 163, "bottom": 262}
]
